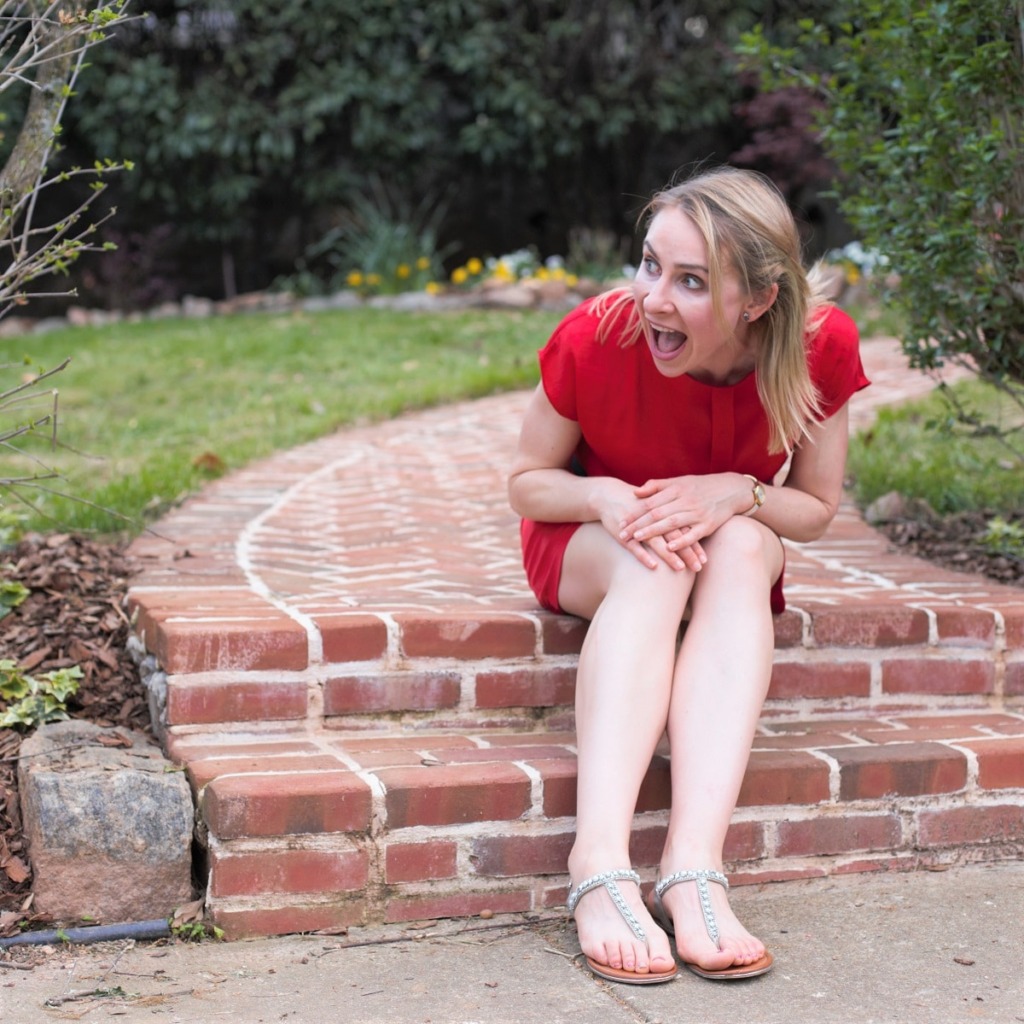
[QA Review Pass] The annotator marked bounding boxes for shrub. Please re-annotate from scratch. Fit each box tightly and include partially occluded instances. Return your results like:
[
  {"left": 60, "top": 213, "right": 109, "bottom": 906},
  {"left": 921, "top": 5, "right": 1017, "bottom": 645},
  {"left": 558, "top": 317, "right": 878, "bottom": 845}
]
[{"left": 740, "top": 0, "right": 1024, "bottom": 462}]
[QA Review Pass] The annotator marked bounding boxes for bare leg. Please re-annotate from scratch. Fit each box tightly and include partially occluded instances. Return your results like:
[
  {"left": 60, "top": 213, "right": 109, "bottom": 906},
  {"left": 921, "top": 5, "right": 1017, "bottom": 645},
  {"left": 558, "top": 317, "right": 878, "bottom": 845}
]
[
  {"left": 656, "top": 516, "right": 783, "bottom": 971},
  {"left": 558, "top": 523, "right": 692, "bottom": 977}
]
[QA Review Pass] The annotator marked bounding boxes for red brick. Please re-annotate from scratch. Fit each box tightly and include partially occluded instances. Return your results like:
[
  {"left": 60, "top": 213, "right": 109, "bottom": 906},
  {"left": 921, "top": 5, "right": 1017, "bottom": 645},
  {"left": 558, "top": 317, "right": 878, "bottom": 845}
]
[
  {"left": 772, "top": 610, "right": 804, "bottom": 649},
  {"left": 737, "top": 751, "right": 831, "bottom": 807},
  {"left": 188, "top": 753, "right": 344, "bottom": 790},
  {"left": 833, "top": 855, "right": 917, "bottom": 876},
  {"left": 436, "top": 745, "right": 575, "bottom": 765},
  {"left": 933, "top": 608, "right": 997, "bottom": 646},
  {"left": 385, "top": 841, "right": 459, "bottom": 883},
  {"left": 776, "top": 814, "right": 902, "bottom": 857},
  {"left": 1003, "top": 608, "right": 1024, "bottom": 648},
  {"left": 959, "top": 738, "right": 1024, "bottom": 790},
  {"left": 825, "top": 743, "right": 967, "bottom": 800},
  {"left": 323, "top": 670, "right": 461, "bottom": 714},
  {"left": 881, "top": 658, "right": 995, "bottom": 695},
  {"left": 395, "top": 613, "right": 536, "bottom": 658},
  {"left": 1006, "top": 659, "right": 1024, "bottom": 696},
  {"left": 211, "top": 900, "right": 368, "bottom": 940},
  {"left": 629, "top": 820, "right": 764, "bottom": 865},
  {"left": 729, "top": 866, "right": 827, "bottom": 886},
  {"left": 386, "top": 889, "right": 531, "bottom": 924},
  {"left": 210, "top": 847, "right": 368, "bottom": 897},
  {"left": 752, "top": 732, "right": 851, "bottom": 750},
  {"left": 204, "top": 772, "right": 373, "bottom": 839},
  {"left": 636, "top": 756, "right": 672, "bottom": 812},
  {"left": 378, "top": 763, "right": 531, "bottom": 827},
  {"left": 167, "top": 736, "right": 320, "bottom": 762},
  {"left": 723, "top": 820, "right": 767, "bottom": 862},
  {"left": 541, "top": 614, "right": 588, "bottom": 654},
  {"left": 809, "top": 607, "right": 929, "bottom": 647},
  {"left": 475, "top": 666, "right": 576, "bottom": 709},
  {"left": 153, "top": 618, "right": 308, "bottom": 674},
  {"left": 471, "top": 832, "right": 575, "bottom": 877},
  {"left": 167, "top": 679, "right": 308, "bottom": 727},
  {"left": 768, "top": 661, "right": 871, "bottom": 700},
  {"left": 317, "top": 614, "right": 389, "bottom": 662},
  {"left": 917, "top": 804, "right": 1024, "bottom": 848},
  {"left": 536, "top": 758, "right": 577, "bottom": 817}
]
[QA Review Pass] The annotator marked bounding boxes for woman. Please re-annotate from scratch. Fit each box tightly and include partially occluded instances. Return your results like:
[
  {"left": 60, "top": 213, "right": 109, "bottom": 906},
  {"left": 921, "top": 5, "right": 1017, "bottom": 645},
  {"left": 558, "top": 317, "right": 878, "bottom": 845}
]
[{"left": 507, "top": 166, "right": 869, "bottom": 985}]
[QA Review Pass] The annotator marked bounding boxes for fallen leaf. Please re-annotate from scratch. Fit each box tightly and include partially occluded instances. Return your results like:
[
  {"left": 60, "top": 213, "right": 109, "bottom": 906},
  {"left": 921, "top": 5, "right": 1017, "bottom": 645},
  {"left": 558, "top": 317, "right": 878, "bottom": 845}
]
[
  {"left": 170, "top": 897, "right": 205, "bottom": 928},
  {"left": 96, "top": 732, "right": 133, "bottom": 749},
  {"left": 954, "top": 956, "right": 976, "bottom": 966},
  {"left": 1, "top": 854, "right": 29, "bottom": 884}
]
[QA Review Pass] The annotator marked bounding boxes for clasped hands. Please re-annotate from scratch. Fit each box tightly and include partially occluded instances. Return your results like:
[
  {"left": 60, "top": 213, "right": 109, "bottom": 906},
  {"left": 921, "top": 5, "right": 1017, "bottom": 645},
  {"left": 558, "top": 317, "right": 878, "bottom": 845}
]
[{"left": 608, "top": 475, "right": 737, "bottom": 573}]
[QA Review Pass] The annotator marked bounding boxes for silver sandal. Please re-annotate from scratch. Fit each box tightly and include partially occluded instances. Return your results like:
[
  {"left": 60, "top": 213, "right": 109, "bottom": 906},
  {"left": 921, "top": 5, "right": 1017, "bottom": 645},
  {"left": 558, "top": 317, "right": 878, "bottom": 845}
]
[
  {"left": 650, "top": 869, "right": 773, "bottom": 980},
  {"left": 566, "top": 869, "right": 677, "bottom": 985}
]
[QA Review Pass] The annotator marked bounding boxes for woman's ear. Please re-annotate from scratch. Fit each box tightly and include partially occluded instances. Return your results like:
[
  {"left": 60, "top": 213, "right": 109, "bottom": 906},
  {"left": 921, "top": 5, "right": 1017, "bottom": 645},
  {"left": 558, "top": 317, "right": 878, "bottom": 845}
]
[{"left": 744, "top": 282, "right": 779, "bottom": 323}]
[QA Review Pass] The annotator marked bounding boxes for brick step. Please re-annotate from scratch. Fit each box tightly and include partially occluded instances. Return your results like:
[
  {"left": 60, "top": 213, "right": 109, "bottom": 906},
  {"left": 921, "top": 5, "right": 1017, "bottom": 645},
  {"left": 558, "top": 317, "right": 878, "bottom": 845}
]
[
  {"left": 169, "top": 709, "right": 1024, "bottom": 939},
  {"left": 132, "top": 598, "right": 1024, "bottom": 731}
]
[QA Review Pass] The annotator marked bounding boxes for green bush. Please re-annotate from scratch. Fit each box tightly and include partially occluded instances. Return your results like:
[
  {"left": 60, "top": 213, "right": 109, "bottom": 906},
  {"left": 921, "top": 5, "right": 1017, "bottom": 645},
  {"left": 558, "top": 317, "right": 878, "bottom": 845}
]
[{"left": 740, "top": 0, "right": 1024, "bottom": 462}]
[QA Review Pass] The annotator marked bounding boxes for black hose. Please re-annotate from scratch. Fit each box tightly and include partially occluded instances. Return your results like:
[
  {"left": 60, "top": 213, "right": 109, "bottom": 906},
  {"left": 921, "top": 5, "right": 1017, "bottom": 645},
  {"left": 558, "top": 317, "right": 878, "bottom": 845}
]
[{"left": 0, "top": 918, "right": 171, "bottom": 948}]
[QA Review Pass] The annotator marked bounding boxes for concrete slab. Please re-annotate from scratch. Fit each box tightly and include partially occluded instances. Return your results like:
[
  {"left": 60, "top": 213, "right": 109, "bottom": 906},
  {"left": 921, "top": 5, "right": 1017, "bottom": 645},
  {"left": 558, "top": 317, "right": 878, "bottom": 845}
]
[{"left": 1, "top": 861, "right": 1021, "bottom": 1024}]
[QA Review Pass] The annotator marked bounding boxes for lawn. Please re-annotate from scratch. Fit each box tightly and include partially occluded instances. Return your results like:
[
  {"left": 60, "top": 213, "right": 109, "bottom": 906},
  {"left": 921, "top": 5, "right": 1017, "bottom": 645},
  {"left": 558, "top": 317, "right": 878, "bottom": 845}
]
[
  {"left": 3, "top": 299, "right": 1021, "bottom": 542},
  {"left": 1, "top": 305, "right": 562, "bottom": 536}
]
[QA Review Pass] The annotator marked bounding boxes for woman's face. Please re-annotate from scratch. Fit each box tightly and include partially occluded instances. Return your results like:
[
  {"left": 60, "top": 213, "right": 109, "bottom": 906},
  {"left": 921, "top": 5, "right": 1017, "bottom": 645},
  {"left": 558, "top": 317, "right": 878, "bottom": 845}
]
[{"left": 632, "top": 206, "right": 754, "bottom": 384}]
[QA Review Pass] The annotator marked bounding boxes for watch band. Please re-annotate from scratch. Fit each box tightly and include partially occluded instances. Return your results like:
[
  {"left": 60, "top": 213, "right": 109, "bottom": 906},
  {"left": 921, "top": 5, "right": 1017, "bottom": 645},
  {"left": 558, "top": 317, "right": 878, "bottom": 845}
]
[{"left": 742, "top": 474, "right": 766, "bottom": 516}]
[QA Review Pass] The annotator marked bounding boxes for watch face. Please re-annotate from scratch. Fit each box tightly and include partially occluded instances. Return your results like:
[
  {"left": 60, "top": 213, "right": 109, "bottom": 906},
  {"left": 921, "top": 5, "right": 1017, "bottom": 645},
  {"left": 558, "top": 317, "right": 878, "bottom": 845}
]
[{"left": 754, "top": 482, "right": 766, "bottom": 505}]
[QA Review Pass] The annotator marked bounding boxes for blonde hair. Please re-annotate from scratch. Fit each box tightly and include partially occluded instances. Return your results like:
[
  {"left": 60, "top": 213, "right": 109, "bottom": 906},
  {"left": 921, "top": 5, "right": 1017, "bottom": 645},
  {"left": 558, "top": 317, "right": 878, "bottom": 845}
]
[{"left": 597, "top": 166, "right": 830, "bottom": 454}]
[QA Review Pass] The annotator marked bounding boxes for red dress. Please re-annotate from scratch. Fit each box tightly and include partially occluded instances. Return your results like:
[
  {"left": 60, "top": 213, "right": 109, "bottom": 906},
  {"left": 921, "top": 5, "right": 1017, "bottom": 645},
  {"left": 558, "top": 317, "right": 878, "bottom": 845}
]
[{"left": 519, "top": 298, "right": 870, "bottom": 614}]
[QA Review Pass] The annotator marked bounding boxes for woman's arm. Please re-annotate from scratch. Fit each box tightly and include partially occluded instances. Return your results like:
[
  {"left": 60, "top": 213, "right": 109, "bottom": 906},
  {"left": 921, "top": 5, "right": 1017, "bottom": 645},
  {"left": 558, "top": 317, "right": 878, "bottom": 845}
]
[
  {"left": 508, "top": 384, "right": 704, "bottom": 571},
  {"left": 621, "top": 403, "right": 852, "bottom": 548}
]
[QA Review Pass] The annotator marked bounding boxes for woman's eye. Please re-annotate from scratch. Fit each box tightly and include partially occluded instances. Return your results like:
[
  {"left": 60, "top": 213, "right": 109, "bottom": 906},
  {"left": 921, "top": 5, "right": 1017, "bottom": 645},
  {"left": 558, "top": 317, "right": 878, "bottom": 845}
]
[
  {"left": 681, "top": 274, "right": 705, "bottom": 290},
  {"left": 641, "top": 256, "right": 659, "bottom": 275}
]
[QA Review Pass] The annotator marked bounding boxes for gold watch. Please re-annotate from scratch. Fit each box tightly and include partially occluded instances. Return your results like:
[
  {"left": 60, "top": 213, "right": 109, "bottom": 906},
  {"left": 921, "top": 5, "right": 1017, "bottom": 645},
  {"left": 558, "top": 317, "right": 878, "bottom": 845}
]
[{"left": 742, "top": 474, "right": 766, "bottom": 516}]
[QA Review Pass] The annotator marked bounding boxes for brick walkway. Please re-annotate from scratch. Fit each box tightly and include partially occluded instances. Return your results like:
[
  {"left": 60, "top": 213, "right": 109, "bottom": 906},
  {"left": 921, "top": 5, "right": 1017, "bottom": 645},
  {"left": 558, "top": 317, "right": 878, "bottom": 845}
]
[{"left": 126, "top": 334, "right": 1024, "bottom": 939}]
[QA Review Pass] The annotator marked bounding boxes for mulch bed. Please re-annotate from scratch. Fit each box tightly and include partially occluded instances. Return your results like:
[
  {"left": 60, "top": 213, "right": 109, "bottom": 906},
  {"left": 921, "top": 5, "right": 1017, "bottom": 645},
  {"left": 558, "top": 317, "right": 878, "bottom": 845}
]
[
  {"left": 0, "top": 515, "right": 1022, "bottom": 936},
  {"left": 874, "top": 509, "right": 1024, "bottom": 586},
  {"left": 1, "top": 534, "right": 150, "bottom": 936}
]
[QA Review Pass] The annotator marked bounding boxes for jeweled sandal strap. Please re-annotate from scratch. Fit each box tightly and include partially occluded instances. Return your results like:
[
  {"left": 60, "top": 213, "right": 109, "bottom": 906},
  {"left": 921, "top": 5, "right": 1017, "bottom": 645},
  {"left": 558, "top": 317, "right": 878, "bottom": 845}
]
[
  {"left": 654, "top": 869, "right": 729, "bottom": 948},
  {"left": 566, "top": 869, "right": 646, "bottom": 943}
]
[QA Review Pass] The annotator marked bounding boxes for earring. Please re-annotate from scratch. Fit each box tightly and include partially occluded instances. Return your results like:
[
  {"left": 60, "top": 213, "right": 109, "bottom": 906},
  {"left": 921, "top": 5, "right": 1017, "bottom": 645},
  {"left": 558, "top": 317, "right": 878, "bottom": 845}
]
[{"left": 742, "top": 311, "right": 751, "bottom": 322}]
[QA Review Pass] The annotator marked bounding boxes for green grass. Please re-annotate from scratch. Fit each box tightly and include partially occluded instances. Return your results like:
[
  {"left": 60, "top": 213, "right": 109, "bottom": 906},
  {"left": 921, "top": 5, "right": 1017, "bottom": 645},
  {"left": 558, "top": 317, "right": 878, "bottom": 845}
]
[
  {"left": 1, "top": 306, "right": 560, "bottom": 537},
  {"left": 847, "top": 379, "right": 1024, "bottom": 514},
  {"left": 5, "top": 301, "right": 1021, "bottom": 541}
]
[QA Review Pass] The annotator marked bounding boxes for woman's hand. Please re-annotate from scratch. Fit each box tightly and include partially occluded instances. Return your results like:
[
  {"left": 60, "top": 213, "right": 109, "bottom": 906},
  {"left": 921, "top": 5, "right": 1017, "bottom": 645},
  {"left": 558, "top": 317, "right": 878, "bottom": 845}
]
[
  {"left": 594, "top": 478, "right": 707, "bottom": 573},
  {"left": 618, "top": 475, "right": 745, "bottom": 554}
]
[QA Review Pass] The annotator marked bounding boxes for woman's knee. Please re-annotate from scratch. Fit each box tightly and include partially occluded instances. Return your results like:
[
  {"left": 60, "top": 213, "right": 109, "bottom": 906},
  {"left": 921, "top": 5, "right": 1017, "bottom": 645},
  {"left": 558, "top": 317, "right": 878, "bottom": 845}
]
[{"left": 698, "top": 518, "right": 783, "bottom": 584}]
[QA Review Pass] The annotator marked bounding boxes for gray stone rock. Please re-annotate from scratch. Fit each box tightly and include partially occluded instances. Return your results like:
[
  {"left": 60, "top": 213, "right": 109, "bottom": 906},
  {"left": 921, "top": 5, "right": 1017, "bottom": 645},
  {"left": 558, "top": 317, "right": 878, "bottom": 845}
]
[{"left": 17, "top": 720, "right": 195, "bottom": 924}]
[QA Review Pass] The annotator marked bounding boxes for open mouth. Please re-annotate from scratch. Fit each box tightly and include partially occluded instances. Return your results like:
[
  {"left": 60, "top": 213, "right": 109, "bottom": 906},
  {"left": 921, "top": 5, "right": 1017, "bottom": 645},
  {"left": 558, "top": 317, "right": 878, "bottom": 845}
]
[{"left": 650, "top": 327, "right": 687, "bottom": 357}]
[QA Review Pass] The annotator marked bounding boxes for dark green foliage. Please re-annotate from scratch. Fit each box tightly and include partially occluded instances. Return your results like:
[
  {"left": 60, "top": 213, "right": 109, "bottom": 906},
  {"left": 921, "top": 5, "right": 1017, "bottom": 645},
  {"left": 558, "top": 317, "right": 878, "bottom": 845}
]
[
  {"left": 740, "top": 0, "right": 1024, "bottom": 459},
  {"left": 61, "top": 1, "right": 836, "bottom": 303}
]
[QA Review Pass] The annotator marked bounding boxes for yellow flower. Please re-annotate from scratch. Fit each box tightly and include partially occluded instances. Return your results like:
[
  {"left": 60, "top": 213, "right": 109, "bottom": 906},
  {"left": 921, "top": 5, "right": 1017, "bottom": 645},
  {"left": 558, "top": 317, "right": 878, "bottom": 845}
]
[
  {"left": 425, "top": 281, "right": 442, "bottom": 295},
  {"left": 416, "top": 256, "right": 431, "bottom": 271},
  {"left": 451, "top": 267, "right": 469, "bottom": 285},
  {"left": 466, "top": 257, "right": 483, "bottom": 275},
  {"left": 346, "top": 270, "right": 364, "bottom": 287},
  {"left": 396, "top": 263, "right": 411, "bottom": 279},
  {"left": 566, "top": 273, "right": 579, "bottom": 287},
  {"left": 366, "top": 272, "right": 382, "bottom": 287},
  {"left": 551, "top": 267, "right": 566, "bottom": 281},
  {"left": 535, "top": 267, "right": 551, "bottom": 281}
]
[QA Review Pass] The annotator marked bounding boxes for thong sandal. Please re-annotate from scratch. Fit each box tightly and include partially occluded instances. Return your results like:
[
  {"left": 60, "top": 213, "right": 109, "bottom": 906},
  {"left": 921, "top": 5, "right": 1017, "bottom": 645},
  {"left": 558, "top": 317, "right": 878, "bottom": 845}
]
[
  {"left": 566, "top": 869, "right": 678, "bottom": 985},
  {"left": 649, "top": 869, "right": 774, "bottom": 980}
]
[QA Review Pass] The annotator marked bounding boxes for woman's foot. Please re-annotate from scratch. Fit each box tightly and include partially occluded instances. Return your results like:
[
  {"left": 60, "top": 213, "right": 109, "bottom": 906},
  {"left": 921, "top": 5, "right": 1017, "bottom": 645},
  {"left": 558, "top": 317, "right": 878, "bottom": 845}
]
[
  {"left": 653, "top": 868, "right": 771, "bottom": 976},
  {"left": 567, "top": 865, "right": 676, "bottom": 980}
]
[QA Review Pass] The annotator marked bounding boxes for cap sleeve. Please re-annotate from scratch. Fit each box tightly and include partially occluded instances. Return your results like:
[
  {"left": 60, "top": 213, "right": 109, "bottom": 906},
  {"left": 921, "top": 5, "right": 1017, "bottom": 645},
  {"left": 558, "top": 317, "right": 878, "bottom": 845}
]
[
  {"left": 537, "top": 300, "right": 604, "bottom": 421},
  {"left": 808, "top": 306, "right": 871, "bottom": 420}
]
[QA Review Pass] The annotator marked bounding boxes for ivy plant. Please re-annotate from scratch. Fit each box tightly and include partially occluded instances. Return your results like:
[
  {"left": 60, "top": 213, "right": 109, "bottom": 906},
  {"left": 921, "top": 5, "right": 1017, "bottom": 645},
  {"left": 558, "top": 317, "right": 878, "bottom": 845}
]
[{"left": 0, "top": 660, "right": 82, "bottom": 730}]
